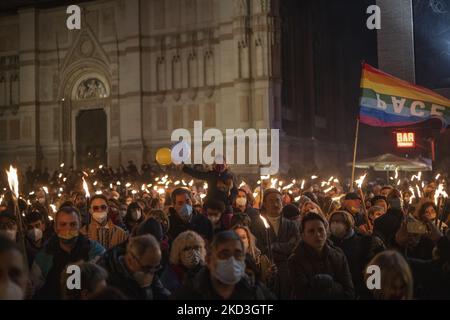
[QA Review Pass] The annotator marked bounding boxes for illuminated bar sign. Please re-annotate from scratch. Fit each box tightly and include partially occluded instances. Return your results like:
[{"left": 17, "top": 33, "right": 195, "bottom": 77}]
[{"left": 396, "top": 132, "right": 415, "bottom": 148}]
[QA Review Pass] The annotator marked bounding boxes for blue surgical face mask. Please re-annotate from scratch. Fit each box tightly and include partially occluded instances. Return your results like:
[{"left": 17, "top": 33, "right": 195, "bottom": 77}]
[
  {"left": 179, "top": 204, "right": 193, "bottom": 221},
  {"left": 212, "top": 256, "right": 246, "bottom": 285}
]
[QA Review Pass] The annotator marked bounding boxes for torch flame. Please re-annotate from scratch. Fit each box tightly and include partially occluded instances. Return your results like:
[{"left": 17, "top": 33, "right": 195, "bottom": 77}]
[
  {"left": 259, "top": 215, "right": 270, "bottom": 229},
  {"left": 282, "top": 183, "right": 294, "bottom": 190},
  {"left": 82, "top": 177, "right": 90, "bottom": 198},
  {"left": 434, "top": 183, "right": 448, "bottom": 206},
  {"left": 435, "top": 173, "right": 441, "bottom": 180},
  {"left": 43, "top": 186, "right": 49, "bottom": 194},
  {"left": 311, "top": 175, "right": 318, "bottom": 180},
  {"left": 301, "top": 180, "right": 305, "bottom": 189},
  {"left": 6, "top": 165, "right": 19, "bottom": 198},
  {"left": 332, "top": 194, "right": 346, "bottom": 202},
  {"left": 394, "top": 167, "right": 399, "bottom": 179},
  {"left": 416, "top": 185, "right": 422, "bottom": 198},
  {"left": 239, "top": 181, "right": 246, "bottom": 188},
  {"left": 355, "top": 173, "right": 367, "bottom": 189}
]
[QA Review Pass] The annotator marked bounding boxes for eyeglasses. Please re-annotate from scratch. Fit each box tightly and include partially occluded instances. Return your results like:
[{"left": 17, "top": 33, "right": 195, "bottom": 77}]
[
  {"left": 91, "top": 205, "right": 108, "bottom": 212},
  {"left": 130, "top": 251, "right": 161, "bottom": 274},
  {"left": 183, "top": 245, "right": 201, "bottom": 252}
]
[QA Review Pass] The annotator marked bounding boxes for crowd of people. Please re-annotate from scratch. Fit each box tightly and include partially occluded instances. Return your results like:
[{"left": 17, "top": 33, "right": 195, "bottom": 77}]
[{"left": 1, "top": 159, "right": 450, "bottom": 300}]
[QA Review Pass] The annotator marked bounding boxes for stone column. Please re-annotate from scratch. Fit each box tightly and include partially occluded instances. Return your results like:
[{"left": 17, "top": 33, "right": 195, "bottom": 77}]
[{"left": 18, "top": 8, "right": 41, "bottom": 169}]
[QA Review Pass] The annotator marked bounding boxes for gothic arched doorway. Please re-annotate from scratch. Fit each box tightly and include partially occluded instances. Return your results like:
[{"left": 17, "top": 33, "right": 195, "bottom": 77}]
[{"left": 76, "top": 109, "right": 107, "bottom": 169}]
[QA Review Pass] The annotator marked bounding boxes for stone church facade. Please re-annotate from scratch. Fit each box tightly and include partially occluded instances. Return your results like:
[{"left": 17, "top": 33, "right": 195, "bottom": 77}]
[{"left": 0, "top": 0, "right": 282, "bottom": 174}]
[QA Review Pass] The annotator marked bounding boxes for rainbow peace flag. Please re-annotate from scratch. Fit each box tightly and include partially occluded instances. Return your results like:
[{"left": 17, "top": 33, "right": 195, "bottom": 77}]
[{"left": 359, "top": 63, "right": 450, "bottom": 128}]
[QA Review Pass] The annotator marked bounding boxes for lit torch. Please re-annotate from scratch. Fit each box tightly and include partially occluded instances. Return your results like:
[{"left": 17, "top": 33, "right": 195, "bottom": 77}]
[
  {"left": 6, "top": 166, "right": 28, "bottom": 268},
  {"left": 409, "top": 186, "right": 416, "bottom": 205},
  {"left": 355, "top": 173, "right": 367, "bottom": 189},
  {"left": 259, "top": 215, "right": 273, "bottom": 263},
  {"left": 434, "top": 183, "right": 448, "bottom": 229},
  {"left": 81, "top": 178, "right": 91, "bottom": 218},
  {"left": 416, "top": 185, "right": 422, "bottom": 199},
  {"left": 82, "top": 177, "right": 91, "bottom": 199}
]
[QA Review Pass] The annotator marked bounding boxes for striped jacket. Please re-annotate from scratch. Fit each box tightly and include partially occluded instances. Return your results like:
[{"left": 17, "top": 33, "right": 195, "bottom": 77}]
[{"left": 80, "top": 219, "right": 129, "bottom": 250}]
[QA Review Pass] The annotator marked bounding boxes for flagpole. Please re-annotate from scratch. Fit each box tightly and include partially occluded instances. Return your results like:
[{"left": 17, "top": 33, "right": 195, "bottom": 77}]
[
  {"left": 351, "top": 61, "right": 366, "bottom": 192},
  {"left": 350, "top": 117, "right": 360, "bottom": 192}
]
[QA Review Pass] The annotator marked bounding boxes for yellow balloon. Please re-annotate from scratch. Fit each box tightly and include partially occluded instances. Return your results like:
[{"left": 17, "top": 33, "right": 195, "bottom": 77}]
[{"left": 156, "top": 148, "right": 172, "bottom": 166}]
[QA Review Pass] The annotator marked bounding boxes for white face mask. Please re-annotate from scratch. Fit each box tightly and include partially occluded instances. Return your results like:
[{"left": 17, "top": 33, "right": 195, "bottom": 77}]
[
  {"left": 330, "top": 222, "right": 347, "bottom": 238},
  {"left": 38, "top": 198, "right": 46, "bottom": 205},
  {"left": 0, "top": 229, "right": 17, "bottom": 242},
  {"left": 133, "top": 271, "right": 153, "bottom": 288},
  {"left": 236, "top": 197, "right": 247, "bottom": 207},
  {"left": 212, "top": 256, "right": 246, "bottom": 285},
  {"left": 179, "top": 204, "right": 193, "bottom": 221},
  {"left": 180, "top": 249, "right": 202, "bottom": 269},
  {"left": 26, "top": 228, "right": 43, "bottom": 242},
  {"left": 92, "top": 211, "right": 108, "bottom": 225}
]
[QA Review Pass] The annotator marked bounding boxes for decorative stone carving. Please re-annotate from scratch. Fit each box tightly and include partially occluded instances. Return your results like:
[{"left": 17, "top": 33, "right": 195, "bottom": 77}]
[
  {"left": 188, "top": 88, "right": 198, "bottom": 100},
  {"left": 156, "top": 94, "right": 166, "bottom": 103},
  {"left": 173, "top": 90, "right": 182, "bottom": 102},
  {"left": 76, "top": 78, "right": 108, "bottom": 99},
  {"left": 204, "top": 87, "right": 214, "bottom": 98},
  {"left": 80, "top": 39, "right": 94, "bottom": 57}
]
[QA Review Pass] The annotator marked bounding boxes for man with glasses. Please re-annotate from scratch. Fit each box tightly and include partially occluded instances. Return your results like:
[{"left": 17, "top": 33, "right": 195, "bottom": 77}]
[
  {"left": 173, "top": 231, "right": 274, "bottom": 300},
  {"left": 80, "top": 195, "right": 128, "bottom": 250},
  {"left": 100, "top": 234, "right": 170, "bottom": 300}
]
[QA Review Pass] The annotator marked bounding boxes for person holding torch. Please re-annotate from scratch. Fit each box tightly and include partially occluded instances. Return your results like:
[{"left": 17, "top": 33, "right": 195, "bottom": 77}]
[{"left": 251, "top": 188, "right": 299, "bottom": 299}]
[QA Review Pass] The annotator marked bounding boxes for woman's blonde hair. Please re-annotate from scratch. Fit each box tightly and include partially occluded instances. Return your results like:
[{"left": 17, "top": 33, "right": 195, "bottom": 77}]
[
  {"left": 231, "top": 224, "right": 261, "bottom": 261},
  {"left": 365, "top": 250, "right": 413, "bottom": 300},
  {"left": 169, "top": 230, "right": 206, "bottom": 266}
]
